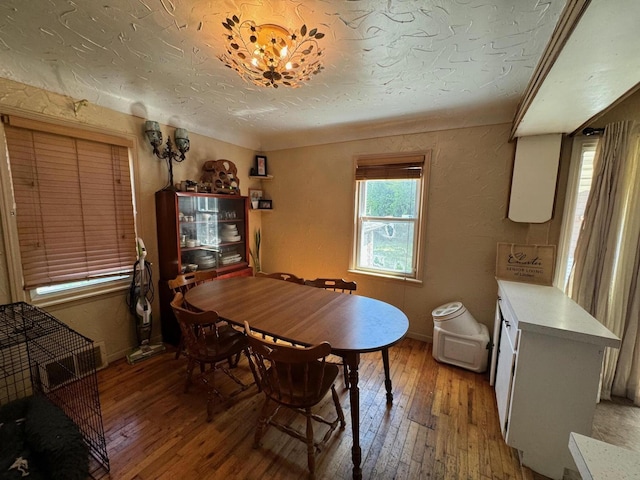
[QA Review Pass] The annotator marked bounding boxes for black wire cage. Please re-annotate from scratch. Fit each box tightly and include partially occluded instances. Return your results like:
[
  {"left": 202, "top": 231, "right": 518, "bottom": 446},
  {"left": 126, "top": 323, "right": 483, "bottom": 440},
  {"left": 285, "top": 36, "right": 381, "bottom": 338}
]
[{"left": 0, "top": 301, "right": 110, "bottom": 477}]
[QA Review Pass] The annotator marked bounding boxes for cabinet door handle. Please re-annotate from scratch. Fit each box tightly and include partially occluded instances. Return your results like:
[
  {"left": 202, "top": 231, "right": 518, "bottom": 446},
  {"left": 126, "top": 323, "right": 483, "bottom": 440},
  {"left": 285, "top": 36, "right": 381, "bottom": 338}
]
[{"left": 505, "top": 320, "right": 511, "bottom": 329}]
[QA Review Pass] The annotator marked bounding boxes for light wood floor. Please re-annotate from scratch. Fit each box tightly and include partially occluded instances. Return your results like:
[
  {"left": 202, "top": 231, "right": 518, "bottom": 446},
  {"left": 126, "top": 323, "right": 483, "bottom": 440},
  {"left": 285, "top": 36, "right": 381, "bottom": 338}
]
[{"left": 95, "top": 338, "right": 547, "bottom": 479}]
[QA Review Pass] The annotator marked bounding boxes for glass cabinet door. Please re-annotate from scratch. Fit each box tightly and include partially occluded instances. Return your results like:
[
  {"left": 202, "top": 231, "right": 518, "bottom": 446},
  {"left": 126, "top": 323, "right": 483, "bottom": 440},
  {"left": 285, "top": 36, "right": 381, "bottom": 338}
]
[{"left": 177, "top": 194, "right": 246, "bottom": 272}]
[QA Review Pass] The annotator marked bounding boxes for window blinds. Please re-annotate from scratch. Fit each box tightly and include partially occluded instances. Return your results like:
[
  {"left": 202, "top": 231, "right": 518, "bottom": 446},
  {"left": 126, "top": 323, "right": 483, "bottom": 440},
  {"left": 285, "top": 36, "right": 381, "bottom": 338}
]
[
  {"left": 355, "top": 153, "right": 425, "bottom": 180},
  {"left": 3, "top": 117, "right": 136, "bottom": 289}
]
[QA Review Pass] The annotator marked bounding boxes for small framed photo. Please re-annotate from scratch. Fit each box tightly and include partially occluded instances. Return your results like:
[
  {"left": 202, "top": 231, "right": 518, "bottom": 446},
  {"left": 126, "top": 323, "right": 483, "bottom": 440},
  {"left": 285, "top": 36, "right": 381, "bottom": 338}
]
[
  {"left": 255, "top": 155, "right": 268, "bottom": 176},
  {"left": 248, "top": 188, "right": 263, "bottom": 201},
  {"left": 258, "top": 199, "right": 272, "bottom": 210}
]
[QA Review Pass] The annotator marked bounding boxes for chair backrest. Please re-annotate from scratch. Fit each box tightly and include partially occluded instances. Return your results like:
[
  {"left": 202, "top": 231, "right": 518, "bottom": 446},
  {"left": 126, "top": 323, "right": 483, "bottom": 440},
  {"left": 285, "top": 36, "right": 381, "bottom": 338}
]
[
  {"left": 256, "top": 271, "right": 305, "bottom": 285},
  {"left": 304, "top": 278, "right": 357, "bottom": 293},
  {"left": 168, "top": 270, "right": 217, "bottom": 294},
  {"left": 244, "top": 322, "right": 334, "bottom": 407},
  {"left": 170, "top": 292, "right": 224, "bottom": 360}
]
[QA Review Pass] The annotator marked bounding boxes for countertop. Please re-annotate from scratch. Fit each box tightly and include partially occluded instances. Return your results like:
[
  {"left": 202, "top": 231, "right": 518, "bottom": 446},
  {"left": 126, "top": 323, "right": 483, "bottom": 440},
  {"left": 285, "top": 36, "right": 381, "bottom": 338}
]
[
  {"left": 569, "top": 433, "right": 640, "bottom": 480},
  {"left": 497, "top": 280, "right": 620, "bottom": 348}
]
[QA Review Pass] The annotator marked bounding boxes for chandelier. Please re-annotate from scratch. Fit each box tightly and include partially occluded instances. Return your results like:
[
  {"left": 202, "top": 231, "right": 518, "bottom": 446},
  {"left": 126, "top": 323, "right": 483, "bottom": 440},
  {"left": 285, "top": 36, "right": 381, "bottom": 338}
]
[{"left": 219, "top": 15, "right": 325, "bottom": 88}]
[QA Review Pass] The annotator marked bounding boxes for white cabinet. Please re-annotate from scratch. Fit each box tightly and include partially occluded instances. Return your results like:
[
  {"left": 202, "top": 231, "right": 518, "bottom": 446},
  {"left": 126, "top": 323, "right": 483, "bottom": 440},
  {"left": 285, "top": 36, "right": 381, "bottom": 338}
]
[
  {"left": 491, "top": 280, "right": 620, "bottom": 479},
  {"left": 508, "top": 134, "right": 562, "bottom": 223},
  {"left": 494, "top": 315, "right": 516, "bottom": 437}
]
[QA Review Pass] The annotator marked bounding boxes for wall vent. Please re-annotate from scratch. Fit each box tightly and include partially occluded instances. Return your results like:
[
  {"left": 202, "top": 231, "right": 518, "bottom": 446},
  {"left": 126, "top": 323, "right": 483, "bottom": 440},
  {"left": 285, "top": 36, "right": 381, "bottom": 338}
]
[{"left": 39, "top": 341, "right": 108, "bottom": 390}]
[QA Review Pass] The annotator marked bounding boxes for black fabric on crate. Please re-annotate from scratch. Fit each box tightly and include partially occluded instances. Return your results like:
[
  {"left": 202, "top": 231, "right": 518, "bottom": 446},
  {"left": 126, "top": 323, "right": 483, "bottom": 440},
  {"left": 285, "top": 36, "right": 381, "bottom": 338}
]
[
  {"left": 0, "top": 398, "right": 44, "bottom": 480},
  {"left": 0, "top": 396, "right": 88, "bottom": 480}
]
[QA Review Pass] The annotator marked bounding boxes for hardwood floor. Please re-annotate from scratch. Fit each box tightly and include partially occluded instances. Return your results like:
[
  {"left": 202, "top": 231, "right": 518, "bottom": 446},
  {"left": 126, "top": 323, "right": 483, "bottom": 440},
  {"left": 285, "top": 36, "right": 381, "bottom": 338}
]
[
  {"left": 592, "top": 396, "right": 640, "bottom": 451},
  {"left": 95, "top": 338, "right": 544, "bottom": 479}
]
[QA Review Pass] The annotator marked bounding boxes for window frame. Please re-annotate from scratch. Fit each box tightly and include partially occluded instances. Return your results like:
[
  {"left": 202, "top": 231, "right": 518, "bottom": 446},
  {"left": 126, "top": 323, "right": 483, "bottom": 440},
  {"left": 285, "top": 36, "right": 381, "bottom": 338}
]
[
  {"left": 554, "top": 135, "right": 598, "bottom": 290},
  {"left": 350, "top": 151, "right": 430, "bottom": 283},
  {"left": 0, "top": 112, "right": 139, "bottom": 306}
]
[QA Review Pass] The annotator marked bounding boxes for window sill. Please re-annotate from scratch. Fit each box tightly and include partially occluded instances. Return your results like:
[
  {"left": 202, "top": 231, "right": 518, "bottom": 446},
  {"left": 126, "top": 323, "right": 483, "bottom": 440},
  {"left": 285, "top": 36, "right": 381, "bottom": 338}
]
[
  {"left": 30, "top": 279, "right": 131, "bottom": 308},
  {"left": 348, "top": 269, "right": 423, "bottom": 285}
]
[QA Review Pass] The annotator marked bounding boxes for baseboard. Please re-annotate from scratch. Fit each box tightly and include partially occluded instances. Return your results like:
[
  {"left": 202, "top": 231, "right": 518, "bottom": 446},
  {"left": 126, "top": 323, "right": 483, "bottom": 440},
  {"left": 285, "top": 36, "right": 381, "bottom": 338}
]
[
  {"left": 107, "top": 334, "right": 166, "bottom": 363},
  {"left": 405, "top": 331, "right": 433, "bottom": 344}
]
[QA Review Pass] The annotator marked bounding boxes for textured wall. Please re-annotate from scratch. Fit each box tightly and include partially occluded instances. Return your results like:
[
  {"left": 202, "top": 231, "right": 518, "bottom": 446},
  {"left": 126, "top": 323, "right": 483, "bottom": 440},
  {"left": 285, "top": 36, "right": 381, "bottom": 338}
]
[
  {"left": 0, "top": 75, "right": 575, "bottom": 358},
  {"left": 593, "top": 89, "right": 640, "bottom": 127},
  {"left": 0, "top": 77, "right": 257, "bottom": 360},
  {"left": 261, "top": 124, "right": 535, "bottom": 340}
]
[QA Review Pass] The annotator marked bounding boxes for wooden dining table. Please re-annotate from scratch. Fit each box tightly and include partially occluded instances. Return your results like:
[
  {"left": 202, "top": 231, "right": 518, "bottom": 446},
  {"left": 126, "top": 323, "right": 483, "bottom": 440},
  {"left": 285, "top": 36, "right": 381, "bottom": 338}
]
[{"left": 185, "top": 275, "right": 409, "bottom": 479}]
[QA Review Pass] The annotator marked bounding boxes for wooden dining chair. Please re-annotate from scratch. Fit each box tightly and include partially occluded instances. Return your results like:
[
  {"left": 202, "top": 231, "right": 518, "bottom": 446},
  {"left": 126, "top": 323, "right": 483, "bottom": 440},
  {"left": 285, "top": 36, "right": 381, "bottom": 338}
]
[
  {"left": 170, "top": 293, "right": 254, "bottom": 422},
  {"left": 304, "top": 278, "right": 357, "bottom": 388},
  {"left": 168, "top": 270, "right": 226, "bottom": 359},
  {"left": 243, "top": 322, "right": 345, "bottom": 478},
  {"left": 304, "top": 278, "right": 357, "bottom": 293},
  {"left": 168, "top": 270, "right": 217, "bottom": 299},
  {"left": 256, "top": 271, "right": 305, "bottom": 285}
]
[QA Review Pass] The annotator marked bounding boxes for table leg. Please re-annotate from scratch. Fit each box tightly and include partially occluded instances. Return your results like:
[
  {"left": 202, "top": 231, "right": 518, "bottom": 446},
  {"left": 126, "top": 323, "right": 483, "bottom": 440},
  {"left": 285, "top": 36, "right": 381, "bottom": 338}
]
[
  {"left": 345, "top": 353, "right": 362, "bottom": 480},
  {"left": 382, "top": 347, "right": 393, "bottom": 404}
]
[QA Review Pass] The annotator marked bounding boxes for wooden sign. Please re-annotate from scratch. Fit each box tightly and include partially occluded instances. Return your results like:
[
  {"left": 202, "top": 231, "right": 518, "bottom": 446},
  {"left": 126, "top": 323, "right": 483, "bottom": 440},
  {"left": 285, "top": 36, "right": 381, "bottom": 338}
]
[{"left": 496, "top": 243, "right": 556, "bottom": 286}]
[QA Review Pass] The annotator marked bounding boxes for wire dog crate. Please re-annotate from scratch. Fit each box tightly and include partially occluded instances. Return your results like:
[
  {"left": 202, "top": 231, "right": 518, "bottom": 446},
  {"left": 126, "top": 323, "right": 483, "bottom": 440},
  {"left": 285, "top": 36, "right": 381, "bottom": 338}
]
[{"left": 0, "top": 302, "right": 109, "bottom": 476}]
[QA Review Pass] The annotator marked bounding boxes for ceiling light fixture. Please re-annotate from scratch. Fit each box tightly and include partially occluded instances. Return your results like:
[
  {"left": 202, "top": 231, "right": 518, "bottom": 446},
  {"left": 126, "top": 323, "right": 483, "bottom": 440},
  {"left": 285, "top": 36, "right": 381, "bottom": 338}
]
[{"left": 219, "top": 15, "right": 325, "bottom": 88}]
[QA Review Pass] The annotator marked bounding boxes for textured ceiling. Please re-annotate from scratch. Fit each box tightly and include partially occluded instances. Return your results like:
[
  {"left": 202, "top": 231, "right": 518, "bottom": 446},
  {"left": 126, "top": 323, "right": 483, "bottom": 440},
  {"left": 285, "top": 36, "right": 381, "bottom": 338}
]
[{"left": 0, "top": 0, "right": 566, "bottom": 150}]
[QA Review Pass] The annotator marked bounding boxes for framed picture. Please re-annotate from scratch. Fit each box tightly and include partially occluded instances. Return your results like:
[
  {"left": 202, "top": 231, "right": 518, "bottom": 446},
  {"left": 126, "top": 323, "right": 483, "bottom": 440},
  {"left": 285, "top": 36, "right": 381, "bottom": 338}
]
[
  {"left": 248, "top": 188, "right": 263, "bottom": 201},
  {"left": 258, "top": 199, "right": 272, "bottom": 210},
  {"left": 255, "top": 155, "right": 268, "bottom": 176}
]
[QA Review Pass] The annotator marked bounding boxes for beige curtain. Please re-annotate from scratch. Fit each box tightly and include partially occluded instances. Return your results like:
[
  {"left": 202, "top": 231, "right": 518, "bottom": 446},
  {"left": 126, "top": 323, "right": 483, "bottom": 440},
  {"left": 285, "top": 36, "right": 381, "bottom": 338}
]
[
  {"left": 568, "top": 120, "right": 640, "bottom": 404},
  {"left": 611, "top": 154, "right": 640, "bottom": 404}
]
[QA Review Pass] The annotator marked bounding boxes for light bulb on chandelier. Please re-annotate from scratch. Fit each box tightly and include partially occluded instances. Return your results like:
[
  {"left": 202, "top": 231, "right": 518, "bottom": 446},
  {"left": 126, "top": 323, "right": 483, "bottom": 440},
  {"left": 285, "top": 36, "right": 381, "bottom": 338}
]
[{"left": 219, "top": 15, "right": 325, "bottom": 88}]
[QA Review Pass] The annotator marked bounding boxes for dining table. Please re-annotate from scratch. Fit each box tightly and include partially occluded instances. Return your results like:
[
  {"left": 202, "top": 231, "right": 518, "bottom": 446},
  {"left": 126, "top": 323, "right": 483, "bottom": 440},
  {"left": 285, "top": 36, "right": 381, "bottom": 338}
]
[{"left": 184, "top": 275, "right": 409, "bottom": 480}]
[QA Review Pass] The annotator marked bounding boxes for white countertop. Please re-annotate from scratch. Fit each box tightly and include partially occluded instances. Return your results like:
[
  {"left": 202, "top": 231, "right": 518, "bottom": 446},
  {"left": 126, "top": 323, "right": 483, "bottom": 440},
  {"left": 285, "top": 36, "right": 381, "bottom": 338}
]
[
  {"left": 569, "top": 433, "right": 640, "bottom": 480},
  {"left": 497, "top": 280, "right": 620, "bottom": 348}
]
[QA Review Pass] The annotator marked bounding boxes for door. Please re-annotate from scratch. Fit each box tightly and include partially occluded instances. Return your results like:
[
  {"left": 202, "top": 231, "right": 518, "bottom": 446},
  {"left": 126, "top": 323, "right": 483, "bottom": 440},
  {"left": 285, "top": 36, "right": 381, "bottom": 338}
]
[
  {"left": 494, "top": 318, "right": 516, "bottom": 438},
  {"left": 490, "top": 299, "right": 502, "bottom": 386}
]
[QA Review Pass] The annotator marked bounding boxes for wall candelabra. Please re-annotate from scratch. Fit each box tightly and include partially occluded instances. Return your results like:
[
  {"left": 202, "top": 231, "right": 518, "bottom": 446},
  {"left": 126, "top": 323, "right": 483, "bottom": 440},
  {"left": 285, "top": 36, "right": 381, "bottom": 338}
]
[{"left": 145, "top": 121, "right": 190, "bottom": 190}]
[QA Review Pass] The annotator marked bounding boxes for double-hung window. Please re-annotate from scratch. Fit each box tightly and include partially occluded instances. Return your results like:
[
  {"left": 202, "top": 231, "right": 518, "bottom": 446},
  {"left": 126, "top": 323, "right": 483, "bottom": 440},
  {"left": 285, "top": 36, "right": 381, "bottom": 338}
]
[
  {"left": 352, "top": 152, "right": 430, "bottom": 281},
  {"left": 556, "top": 136, "right": 598, "bottom": 290},
  {"left": 1, "top": 114, "right": 137, "bottom": 303}
]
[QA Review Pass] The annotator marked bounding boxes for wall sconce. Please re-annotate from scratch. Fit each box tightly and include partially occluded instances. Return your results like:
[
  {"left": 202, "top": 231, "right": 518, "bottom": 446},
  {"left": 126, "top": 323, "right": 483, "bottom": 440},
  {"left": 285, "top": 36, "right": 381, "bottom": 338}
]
[{"left": 144, "top": 120, "right": 190, "bottom": 189}]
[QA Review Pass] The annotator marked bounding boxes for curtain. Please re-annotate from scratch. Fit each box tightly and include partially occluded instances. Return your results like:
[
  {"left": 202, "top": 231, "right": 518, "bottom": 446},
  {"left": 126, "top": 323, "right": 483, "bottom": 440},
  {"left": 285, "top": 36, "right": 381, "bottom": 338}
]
[
  {"left": 611, "top": 151, "right": 640, "bottom": 404},
  {"left": 568, "top": 120, "right": 640, "bottom": 404}
]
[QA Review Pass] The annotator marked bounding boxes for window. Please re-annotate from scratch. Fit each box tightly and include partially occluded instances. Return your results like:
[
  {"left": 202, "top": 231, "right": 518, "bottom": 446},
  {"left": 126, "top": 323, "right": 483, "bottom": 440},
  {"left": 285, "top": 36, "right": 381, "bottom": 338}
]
[
  {"left": 352, "top": 152, "right": 429, "bottom": 281},
  {"left": 555, "top": 136, "right": 598, "bottom": 290},
  {"left": 1, "top": 114, "right": 137, "bottom": 301}
]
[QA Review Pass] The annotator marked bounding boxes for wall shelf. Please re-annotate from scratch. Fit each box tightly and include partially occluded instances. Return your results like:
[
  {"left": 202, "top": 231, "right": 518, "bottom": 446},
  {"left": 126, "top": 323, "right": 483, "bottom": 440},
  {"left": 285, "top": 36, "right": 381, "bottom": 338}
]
[{"left": 249, "top": 174, "right": 274, "bottom": 210}]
